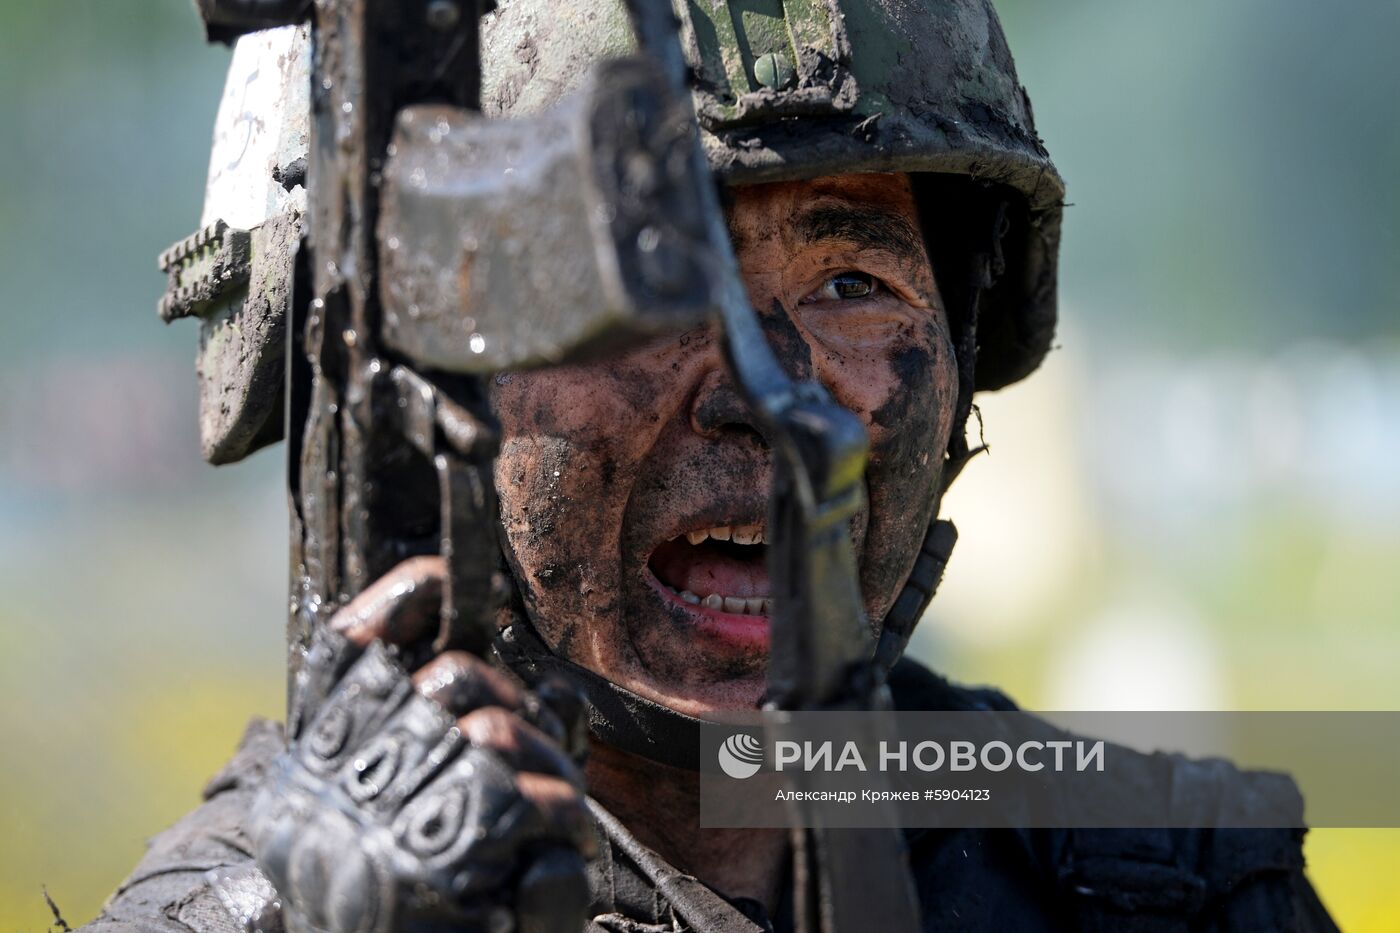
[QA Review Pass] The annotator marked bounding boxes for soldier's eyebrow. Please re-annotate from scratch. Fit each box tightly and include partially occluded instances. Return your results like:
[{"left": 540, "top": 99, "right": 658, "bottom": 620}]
[{"left": 794, "top": 203, "right": 926, "bottom": 267}]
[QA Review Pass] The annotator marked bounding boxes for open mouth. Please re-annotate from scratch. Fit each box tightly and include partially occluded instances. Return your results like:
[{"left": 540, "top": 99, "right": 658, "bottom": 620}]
[{"left": 647, "top": 522, "right": 770, "bottom": 618}]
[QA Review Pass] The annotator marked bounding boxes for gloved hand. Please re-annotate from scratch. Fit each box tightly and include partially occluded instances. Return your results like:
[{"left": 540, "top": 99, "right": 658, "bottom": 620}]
[{"left": 251, "top": 556, "right": 593, "bottom": 933}]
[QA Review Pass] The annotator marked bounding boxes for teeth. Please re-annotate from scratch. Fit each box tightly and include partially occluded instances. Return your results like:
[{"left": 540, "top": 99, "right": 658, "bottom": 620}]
[
  {"left": 731, "top": 524, "right": 762, "bottom": 545},
  {"left": 678, "top": 524, "right": 767, "bottom": 546},
  {"left": 670, "top": 587, "right": 772, "bottom": 616}
]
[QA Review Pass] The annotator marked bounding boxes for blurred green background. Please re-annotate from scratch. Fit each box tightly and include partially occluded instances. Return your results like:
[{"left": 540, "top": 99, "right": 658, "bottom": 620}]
[{"left": 0, "top": 0, "right": 1396, "bottom": 929}]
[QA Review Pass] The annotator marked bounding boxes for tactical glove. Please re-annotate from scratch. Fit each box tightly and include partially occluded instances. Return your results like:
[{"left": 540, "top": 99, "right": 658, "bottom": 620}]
[{"left": 251, "top": 559, "right": 593, "bottom": 933}]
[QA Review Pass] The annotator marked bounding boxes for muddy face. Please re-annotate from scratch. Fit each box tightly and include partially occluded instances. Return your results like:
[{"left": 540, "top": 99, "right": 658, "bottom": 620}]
[{"left": 492, "top": 174, "right": 958, "bottom": 715}]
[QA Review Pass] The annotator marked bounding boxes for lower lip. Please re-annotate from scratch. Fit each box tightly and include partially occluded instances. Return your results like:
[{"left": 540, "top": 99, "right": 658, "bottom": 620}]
[{"left": 646, "top": 573, "right": 771, "bottom": 651}]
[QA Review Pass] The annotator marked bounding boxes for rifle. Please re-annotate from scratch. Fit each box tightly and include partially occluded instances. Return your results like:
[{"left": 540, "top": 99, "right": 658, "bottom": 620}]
[{"left": 159, "top": 1, "right": 920, "bottom": 929}]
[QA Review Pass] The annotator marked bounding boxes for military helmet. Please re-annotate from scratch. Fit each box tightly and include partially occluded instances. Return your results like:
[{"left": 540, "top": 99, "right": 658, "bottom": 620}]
[
  {"left": 480, "top": 0, "right": 1064, "bottom": 391},
  {"left": 481, "top": 0, "right": 1065, "bottom": 756}
]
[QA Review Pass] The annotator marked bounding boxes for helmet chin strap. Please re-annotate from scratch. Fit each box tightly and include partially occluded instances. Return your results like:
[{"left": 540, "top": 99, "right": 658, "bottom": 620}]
[
  {"left": 494, "top": 186, "right": 1008, "bottom": 772},
  {"left": 495, "top": 613, "right": 712, "bottom": 771}
]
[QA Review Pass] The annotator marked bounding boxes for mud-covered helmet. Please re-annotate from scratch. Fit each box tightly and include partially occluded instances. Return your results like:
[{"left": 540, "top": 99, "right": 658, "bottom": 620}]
[{"left": 480, "top": 0, "right": 1064, "bottom": 392}]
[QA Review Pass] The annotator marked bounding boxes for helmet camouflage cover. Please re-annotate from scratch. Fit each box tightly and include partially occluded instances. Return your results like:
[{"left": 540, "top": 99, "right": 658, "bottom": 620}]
[{"left": 481, "top": 0, "right": 1064, "bottom": 390}]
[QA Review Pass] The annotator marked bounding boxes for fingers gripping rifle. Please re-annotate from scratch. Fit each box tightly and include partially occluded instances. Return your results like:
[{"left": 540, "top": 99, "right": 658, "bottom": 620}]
[{"left": 169, "top": 0, "right": 919, "bottom": 930}]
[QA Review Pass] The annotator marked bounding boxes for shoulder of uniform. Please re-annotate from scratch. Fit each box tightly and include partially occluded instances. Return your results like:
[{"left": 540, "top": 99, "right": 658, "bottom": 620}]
[
  {"left": 886, "top": 656, "right": 1019, "bottom": 712},
  {"left": 888, "top": 665, "right": 1328, "bottom": 928},
  {"left": 1053, "top": 748, "right": 1319, "bottom": 928}
]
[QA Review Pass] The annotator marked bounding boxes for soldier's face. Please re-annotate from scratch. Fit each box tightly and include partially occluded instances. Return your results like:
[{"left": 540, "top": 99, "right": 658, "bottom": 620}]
[{"left": 492, "top": 173, "right": 957, "bottom": 715}]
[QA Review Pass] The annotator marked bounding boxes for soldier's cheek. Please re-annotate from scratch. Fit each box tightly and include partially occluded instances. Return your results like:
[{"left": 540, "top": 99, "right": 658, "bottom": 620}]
[
  {"left": 492, "top": 421, "right": 633, "bottom": 638},
  {"left": 828, "top": 338, "right": 941, "bottom": 460},
  {"left": 854, "top": 336, "right": 957, "bottom": 611},
  {"left": 493, "top": 361, "right": 680, "bottom": 533},
  {"left": 495, "top": 363, "right": 674, "bottom": 496}
]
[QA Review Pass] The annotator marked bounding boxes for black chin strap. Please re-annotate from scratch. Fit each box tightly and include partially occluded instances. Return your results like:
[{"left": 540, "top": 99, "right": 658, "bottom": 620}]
[
  {"left": 871, "top": 518, "right": 959, "bottom": 671},
  {"left": 495, "top": 616, "right": 709, "bottom": 771}
]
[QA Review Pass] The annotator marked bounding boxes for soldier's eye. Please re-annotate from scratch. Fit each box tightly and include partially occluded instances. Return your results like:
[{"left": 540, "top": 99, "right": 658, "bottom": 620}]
[{"left": 803, "top": 272, "right": 879, "bottom": 303}]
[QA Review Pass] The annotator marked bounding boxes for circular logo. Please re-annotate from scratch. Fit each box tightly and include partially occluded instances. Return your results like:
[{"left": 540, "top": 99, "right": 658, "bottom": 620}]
[{"left": 717, "top": 732, "right": 764, "bottom": 780}]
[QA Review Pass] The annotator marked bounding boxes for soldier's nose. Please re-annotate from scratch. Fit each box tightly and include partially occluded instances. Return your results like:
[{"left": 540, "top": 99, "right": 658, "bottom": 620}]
[
  {"left": 689, "top": 300, "right": 817, "bottom": 440},
  {"left": 690, "top": 368, "right": 760, "bottom": 439}
]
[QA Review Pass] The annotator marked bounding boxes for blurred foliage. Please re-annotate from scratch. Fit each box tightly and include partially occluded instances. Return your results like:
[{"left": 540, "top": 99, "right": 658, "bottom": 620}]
[{"left": 1, "top": 0, "right": 1396, "bottom": 930}]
